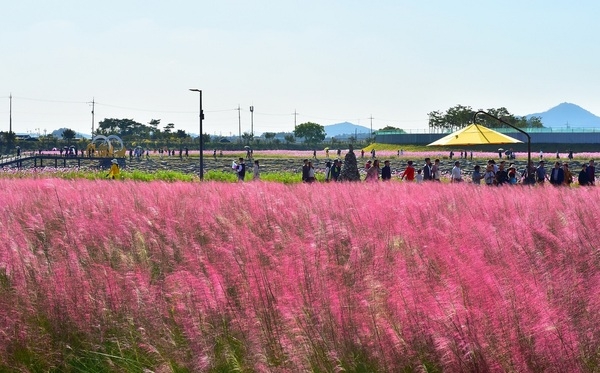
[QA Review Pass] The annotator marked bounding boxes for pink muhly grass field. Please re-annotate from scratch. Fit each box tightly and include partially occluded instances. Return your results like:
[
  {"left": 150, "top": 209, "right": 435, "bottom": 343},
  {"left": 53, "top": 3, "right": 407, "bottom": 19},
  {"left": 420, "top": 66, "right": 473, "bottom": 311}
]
[{"left": 0, "top": 179, "right": 599, "bottom": 371}]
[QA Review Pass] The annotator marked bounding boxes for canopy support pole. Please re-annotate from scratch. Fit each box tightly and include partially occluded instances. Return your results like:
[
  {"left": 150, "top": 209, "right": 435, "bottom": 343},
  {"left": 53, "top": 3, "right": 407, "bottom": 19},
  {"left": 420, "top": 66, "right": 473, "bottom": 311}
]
[{"left": 473, "top": 110, "right": 531, "bottom": 176}]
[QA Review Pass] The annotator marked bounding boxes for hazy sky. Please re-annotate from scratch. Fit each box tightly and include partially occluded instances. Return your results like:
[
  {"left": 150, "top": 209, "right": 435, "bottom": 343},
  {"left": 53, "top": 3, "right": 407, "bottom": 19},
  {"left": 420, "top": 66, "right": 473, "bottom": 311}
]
[{"left": 2, "top": 1, "right": 599, "bottom": 137}]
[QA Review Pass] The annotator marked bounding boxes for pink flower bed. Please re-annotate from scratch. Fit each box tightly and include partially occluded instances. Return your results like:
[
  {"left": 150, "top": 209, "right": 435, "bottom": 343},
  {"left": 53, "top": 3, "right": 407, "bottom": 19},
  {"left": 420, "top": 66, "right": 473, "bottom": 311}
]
[{"left": 0, "top": 179, "right": 599, "bottom": 371}]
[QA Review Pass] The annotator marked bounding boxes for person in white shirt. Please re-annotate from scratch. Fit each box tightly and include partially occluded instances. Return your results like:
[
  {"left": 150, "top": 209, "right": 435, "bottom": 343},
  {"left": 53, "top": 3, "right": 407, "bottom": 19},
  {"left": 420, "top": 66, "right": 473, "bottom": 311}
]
[
  {"left": 415, "top": 168, "right": 424, "bottom": 183},
  {"left": 451, "top": 161, "right": 462, "bottom": 183}
]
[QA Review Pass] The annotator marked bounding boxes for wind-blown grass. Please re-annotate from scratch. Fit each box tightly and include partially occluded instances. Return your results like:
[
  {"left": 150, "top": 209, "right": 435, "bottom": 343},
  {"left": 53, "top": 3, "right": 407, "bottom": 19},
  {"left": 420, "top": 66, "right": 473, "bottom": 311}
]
[{"left": 0, "top": 179, "right": 599, "bottom": 371}]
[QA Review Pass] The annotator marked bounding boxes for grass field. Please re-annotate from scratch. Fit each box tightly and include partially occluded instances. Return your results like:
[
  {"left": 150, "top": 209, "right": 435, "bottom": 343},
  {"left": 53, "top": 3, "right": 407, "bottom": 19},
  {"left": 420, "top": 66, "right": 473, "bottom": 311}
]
[{"left": 0, "top": 179, "right": 599, "bottom": 372}]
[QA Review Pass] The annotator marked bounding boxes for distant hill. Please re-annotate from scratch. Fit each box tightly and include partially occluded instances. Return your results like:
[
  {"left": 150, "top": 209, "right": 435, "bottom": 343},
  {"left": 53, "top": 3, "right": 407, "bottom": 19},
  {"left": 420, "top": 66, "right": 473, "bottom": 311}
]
[
  {"left": 525, "top": 102, "right": 600, "bottom": 128},
  {"left": 52, "top": 128, "right": 91, "bottom": 139},
  {"left": 324, "top": 122, "right": 372, "bottom": 138}
]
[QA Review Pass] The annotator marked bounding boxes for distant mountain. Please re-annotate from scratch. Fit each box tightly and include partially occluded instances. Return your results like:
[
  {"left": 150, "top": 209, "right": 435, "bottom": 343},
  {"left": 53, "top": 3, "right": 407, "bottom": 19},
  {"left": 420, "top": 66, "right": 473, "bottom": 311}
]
[
  {"left": 525, "top": 102, "right": 600, "bottom": 128},
  {"left": 324, "top": 122, "right": 372, "bottom": 138},
  {"left": 52, "top": 128, "right": 91, "bottom": 139}
]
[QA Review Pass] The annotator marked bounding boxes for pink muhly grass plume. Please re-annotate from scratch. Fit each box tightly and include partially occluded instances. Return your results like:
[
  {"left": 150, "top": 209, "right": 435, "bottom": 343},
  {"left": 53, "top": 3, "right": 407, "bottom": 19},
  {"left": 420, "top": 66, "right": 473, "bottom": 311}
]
[{"left": 0, "top": 179, "right": 599, "bottom": 371}]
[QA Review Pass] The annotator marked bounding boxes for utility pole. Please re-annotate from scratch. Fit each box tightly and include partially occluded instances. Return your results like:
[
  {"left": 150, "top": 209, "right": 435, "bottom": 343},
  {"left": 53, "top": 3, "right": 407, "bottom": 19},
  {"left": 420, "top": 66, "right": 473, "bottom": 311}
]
[
  {"left": 189, "top": 89, "right": 204, "bottom": 180},
  {"left": 237, "top": 104, "right": 241, "bottom": 143},
  {"left": 369, "top": 114, "right": 374, "bottom": 137},
  {"left": 249, "top": 105, "right": 254, "bottom": 136},
  {"left": 9, "top": 93, "right": 12, "bottom": 134},
  {"left": 293, "top": 109, "right": 299, "bottom": 129},
  {"left": 91, "top": 98, "right": 95, "bottom": 138}
]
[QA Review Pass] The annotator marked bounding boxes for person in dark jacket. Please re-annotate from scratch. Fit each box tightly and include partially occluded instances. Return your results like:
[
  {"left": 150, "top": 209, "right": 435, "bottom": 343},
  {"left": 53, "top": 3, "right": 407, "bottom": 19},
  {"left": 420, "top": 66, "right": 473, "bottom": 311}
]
[
  {"left": 381, "top": 160, "right": 392, "bottom": 181},
  {"left": 495, "top": 162, "right": 509, "bottom": 185},
  {"left": 331, "top": 159, "right": 342, "bottom": 181},
  {"left": 236, "top": 157, "right": 246, "bottom": 182},
  {"left": 301, "top": 159, "right": 310, "bottom": 182},
  {"left": 579, "top": 164, "right": 590, "bottom": 186},
  {"left": 549, "top": 161, "right": 565, "bottom": 186},
  {"left": 422, "top": 158, "right": 433, "bottom": 181},
  {"left": 586, "top": 160, "right": 596, "bottom": 185}
]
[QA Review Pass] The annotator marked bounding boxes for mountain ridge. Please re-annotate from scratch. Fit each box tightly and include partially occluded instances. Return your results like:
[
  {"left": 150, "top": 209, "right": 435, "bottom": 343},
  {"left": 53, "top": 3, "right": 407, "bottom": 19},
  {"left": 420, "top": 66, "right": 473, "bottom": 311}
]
[
  {"left": 525, "top": 102, "right": 600, "bottom": 128},
  {"left": 323, "top": 121, "right": 372, "bottom": 138}
]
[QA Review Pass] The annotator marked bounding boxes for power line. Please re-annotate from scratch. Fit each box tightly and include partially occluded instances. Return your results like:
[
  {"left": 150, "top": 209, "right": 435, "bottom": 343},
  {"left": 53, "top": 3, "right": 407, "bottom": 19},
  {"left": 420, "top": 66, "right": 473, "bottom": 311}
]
[
  {"left": 95, "top": 102, "right": 237, "bottom": 114},
  {"left": 12, "top": 96, "right": 88, "bottom": 104}
]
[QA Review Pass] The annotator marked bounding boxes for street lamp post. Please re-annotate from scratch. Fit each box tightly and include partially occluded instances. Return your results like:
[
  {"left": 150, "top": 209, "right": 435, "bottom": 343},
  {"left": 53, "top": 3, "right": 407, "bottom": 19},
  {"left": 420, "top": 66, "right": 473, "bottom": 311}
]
[
  {"left": 189, "top": 89, "right": 204, "bottom": 180},
  {"left": 249, "top": 105, "right": 254, "bottom": 137}
]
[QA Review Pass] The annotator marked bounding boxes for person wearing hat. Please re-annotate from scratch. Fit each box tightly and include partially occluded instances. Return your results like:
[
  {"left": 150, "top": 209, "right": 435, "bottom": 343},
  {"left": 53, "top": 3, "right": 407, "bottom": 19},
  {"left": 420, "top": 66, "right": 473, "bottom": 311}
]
[
  {"left": 507, "top": 165, "right": 518, "bottom": 185},
  {"left": 107, "top": 159, "right": 120, "bottom": 179},
  {"left": 495, "top": 161, "right": 509, "bottom": 186}
]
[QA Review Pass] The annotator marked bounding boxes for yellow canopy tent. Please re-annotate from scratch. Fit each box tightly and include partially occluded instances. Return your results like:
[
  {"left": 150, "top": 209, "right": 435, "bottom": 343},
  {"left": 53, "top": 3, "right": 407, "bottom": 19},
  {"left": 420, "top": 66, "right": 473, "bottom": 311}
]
[{"left": 427, "top": 124, "right": 522, "bottom": 146}]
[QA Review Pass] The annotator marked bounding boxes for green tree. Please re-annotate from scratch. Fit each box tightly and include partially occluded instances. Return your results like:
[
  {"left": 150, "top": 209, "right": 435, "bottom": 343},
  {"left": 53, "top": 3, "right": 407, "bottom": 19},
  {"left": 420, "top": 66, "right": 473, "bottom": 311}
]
[
  {"left": 241, "top": 132, "right": 253, "bottom": 145},
  {"left": 62, "top": 128, "right": 77, "bottom": 145},
  {"left": 377, "top": 126, "right": 405, "bottom": 133},
  {"left": 445, "top": 105, "right": 475, "bottom": 131},
  {"left": 526, "top": 116, "right": 543, "bottom": 128},
  {"left": 428, "top": 105, "right": 546, "bottom": 131},
  {"left": 163, "top": 123, "right": 175, "bottom": 135},
  {"left": 293, "top": 122, "right": 326, "bottom": 145},
  {"left": 176, "top": 129, "right": 189, "bottom": 141},
  {"left": 0, "top": 131, "right": 16, "bottom": 153},
  {"left": 264, "top": 132, "right": 276, "bottom": 143},
  {"left": 97, "top": 118, "right": 145, "bottom": 137},
  {"left": 284, "top": 134, "right": 296, "bottom": 144},
  {"left": 148, "top": 119, "right": 160, "bottom": 130},
  {"left": 428, "top": 110, "right": 446, "bottom": 132}
]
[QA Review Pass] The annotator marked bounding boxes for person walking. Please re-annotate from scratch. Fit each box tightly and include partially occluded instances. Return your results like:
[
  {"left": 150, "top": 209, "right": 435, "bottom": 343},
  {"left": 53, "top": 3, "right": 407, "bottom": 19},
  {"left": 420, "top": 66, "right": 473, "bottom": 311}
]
[
  {"left": 400, "top": 160, "right": 415, "bottom": 181},
  {"left": 549, "top": 161, "right": 565, "bottom": 186},
  {"left": 324, "top": 161, "right": 332, "bottom": 182},
  {"left": 484, "top": 164, "right": 495, "bottom": 186},
  {"left": 536, "top": 161, "right": 548, "bottom": 184},
  {"left": 587, "top": 160, "right": 596, "bottom": 185},
  {"left": 423, "top": 158, "right": 433, "bottom": 181},
  {"left": 253, "top": 160, "right": 260, "bottom": 181},
  {"left": 472, "top": 165, "right": 483, "bottom": 185},
  {"left": 381, "top": 160, "right": 392, "bottom": 181},
  {"left": 579, "top": 164, "right": 590, "bottom": 186},
  {"left": 107, "top": 159, "right": 120, "bottom": 179},
  {"left": 432, "top": 159, "right": 441, "bottom": 182},
  {"left": 562, "top": 163, "right": 573, "bottom": 186},
  {"left": 415, "top": 169, "right": 424, "bottom": 183},
  {"left": 495, "top": 162, "right": 509, "bottom": 186},
  {"left": 450, "top": 161, "right": 462, "bottom": 183},
  {"left": 236, "top": 157, "right": 246, "bottom": 182},
  {"left": 507, "top": 165, "right": 518, "bottom": 185},
  {"left": 365, "top": 159, "right": 380, "bottom": 182},
  {"left": 307, "top": 161, "right": 316, "bottom": 183},
  {"left": 331, "top": 159, "right": 342, "bottom": 182},
  {"left": 302, "top": 159, "right": 310, "bottom": 183}
]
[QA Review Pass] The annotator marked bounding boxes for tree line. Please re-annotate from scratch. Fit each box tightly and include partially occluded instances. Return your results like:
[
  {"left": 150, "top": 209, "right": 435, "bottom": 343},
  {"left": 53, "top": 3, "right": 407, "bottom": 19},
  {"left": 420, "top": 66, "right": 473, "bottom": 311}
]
[
  {"left": 428, "top": 105, "right": 543, "bottom": 132},
  {"left": 4, "top": 105, "right": 541, "bottom": 154}
]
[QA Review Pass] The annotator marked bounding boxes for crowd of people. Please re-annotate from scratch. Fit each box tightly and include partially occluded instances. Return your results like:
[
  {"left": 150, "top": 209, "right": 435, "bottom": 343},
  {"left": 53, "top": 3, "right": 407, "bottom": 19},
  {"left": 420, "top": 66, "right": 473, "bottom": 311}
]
[{"left": 297, "top": 156, "right": 597, "bottom": 186}]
